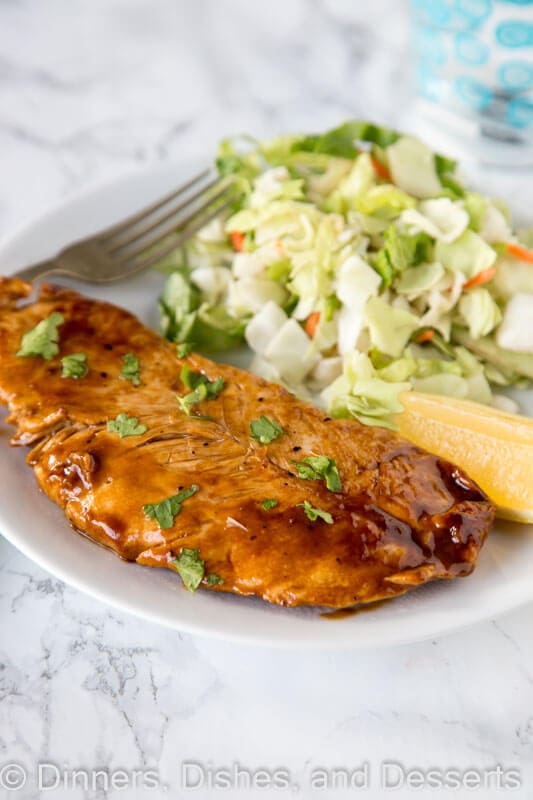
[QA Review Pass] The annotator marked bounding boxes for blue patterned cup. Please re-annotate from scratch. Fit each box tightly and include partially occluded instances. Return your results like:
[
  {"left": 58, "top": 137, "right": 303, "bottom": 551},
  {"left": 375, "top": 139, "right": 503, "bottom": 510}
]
[{"left": 411, "top": 0, "right": 533, "bottom": 163}]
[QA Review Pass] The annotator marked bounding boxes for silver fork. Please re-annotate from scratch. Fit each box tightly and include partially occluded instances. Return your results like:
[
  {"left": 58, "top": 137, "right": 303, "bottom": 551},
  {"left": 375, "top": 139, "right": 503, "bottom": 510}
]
[{"left": 13, "top": 169, "right": 239, "bottom": 283}]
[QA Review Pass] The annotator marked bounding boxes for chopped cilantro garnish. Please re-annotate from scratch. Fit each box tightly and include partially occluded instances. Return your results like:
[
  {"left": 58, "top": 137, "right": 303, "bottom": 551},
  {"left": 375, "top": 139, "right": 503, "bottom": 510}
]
[
  {"left": 180, "top": 363, "right": 204, "bottom": 389},
  {"left": 177, "top": 385, "right": 208, "bottom": 415},
  {"left": 298, "top": 500, "right": 333, "bottom": 524},
  {"left": 172, "top": 548, "right": 205, "bottom": 592},
  {"left": 16, "top": 312, "right": 64, "bottom": 361},
  {"left": 177, "top": 365, "right": 225, "bottom": 415},
  {"left": 262, "top": 498, "right": 279, "bottom": 511},
  {"left": 61, "top": 352, "right": 88, "bottom": 379},
  {"left": 107, "top": 413, "right": 147, "bottom": 438},
  {"left": 143, "top": 485, "right": 198, "bottom": 529},
  {"left": 120, "top": 352, "right": 141, "bottom": 386},
  {"left": 250, "top": 416, "right": 284, "bottom": 444},
  {"left": 291, "top": 455, "right": 342, "bottom": 493},
  {"left": 206, "top": 573, "right": 224, "bottom": 586},
  {"left": 205, "top": 376, "right": 226, "bottom": 397},
  {"left": 177, "top": 342, "right": 193, "bottom": 358}
]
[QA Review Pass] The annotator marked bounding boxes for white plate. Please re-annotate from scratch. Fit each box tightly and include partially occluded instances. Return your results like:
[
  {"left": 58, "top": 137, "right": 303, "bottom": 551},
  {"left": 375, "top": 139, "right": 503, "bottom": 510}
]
[{"left": 0, "top": 162, "right": 532, "bottom": 650}]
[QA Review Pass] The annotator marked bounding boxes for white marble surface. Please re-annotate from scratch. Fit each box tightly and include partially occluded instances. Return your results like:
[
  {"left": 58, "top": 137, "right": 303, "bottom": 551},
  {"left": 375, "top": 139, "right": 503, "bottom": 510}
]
[{"left": 0, "top": 1, "right": 532, "bottom": 798}]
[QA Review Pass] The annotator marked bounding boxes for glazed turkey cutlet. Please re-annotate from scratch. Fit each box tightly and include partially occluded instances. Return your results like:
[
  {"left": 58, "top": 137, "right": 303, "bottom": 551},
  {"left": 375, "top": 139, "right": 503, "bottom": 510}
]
[{"left": 0, "top": 277, "right": 494, "bottom": 608}]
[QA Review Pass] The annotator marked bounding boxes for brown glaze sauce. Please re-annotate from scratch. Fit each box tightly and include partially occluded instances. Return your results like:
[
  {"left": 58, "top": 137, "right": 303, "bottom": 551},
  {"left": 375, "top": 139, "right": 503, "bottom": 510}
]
[{"left": 0, "top": 278, "right": 496, "bottom": 609}]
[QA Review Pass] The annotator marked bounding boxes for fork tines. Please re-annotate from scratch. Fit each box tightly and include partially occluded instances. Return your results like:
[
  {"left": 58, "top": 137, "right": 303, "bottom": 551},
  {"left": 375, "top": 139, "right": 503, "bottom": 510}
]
[{"left": 100, "top": 169, "right": 239, "bottom": 271}]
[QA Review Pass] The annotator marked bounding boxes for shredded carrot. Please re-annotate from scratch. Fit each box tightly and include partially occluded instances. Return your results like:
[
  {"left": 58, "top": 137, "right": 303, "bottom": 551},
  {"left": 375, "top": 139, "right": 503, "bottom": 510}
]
[
  {"left": 370, "top": 156, "right": 392, "bottom": 182},
  {"left": 305, "top": 311, "right": 321, "bottom": 338},
  {"left": 230, "top": 231, "right": 245, "bottom": 252},
  {"left": 415, "top": 329, "right": 435, "bottom": 343},
  {"left": 463, "top": 266, "right": 497, "bottom": 289},
  {"left": 506, "top": 242, "right": 533, "bottom": 264}
]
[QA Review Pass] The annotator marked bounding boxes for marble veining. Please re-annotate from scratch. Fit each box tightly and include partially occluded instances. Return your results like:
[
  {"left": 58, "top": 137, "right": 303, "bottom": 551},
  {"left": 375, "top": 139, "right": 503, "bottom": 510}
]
[{"left": 0, "top": 1, "right": 532, "bottom": 798}]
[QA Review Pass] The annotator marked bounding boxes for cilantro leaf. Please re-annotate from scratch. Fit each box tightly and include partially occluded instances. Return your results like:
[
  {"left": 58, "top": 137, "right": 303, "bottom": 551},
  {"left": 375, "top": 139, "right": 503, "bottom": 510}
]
[
  {"left": 262, "top": 498, "right": 279, "bottom": 511},
  {"left": 180, "top": 363, "right": 199, "bottom": 389},
  {"left": 180, "top": 363, "right": 210, "bottom": 390},
  {"left": 322, "top": 463, "right": 342, "bottom": 493},
  {"left": 120, "top": 353, "right": 141, "bottom": 386},
  {"left": 291, "top": 456, "right": 342, "bottom": 493},
  {"left": 172, "top": 548, "right": 205, "bottom": 592},
  {"left": 107, "top": 413, "right": 147, "bottom": 438},
  {"left": 143, "top": 485, "right": 198, "bottom": 529},
  {"left": 61, "top": 352, "right": 88, "bottom": 379},
  {"left": 292, "top": 461, "right": 319, "bottom": 481},
  {"left": 177, "top": 365, "right": 225, "bottom": 415},
  {"left": 16, "top": 312, "right": 64, "bottom": 361},
  {"left": 298, "top": 500, "right": 333, "bottom": 524},
  {"left": 206, "top": 378, "right": 225, "bottom": 397},
  {"left": 206, "top": 573, "right": 224, "bottom": 586},
  {"left": 177, "top": 384, "right": 208, "bottom": 415},
  {"left": 250, "top": 416, "right": 284, "bottom": 444},
  {"left": 177, "top": 342, "right": 193, "bottom": 358}
]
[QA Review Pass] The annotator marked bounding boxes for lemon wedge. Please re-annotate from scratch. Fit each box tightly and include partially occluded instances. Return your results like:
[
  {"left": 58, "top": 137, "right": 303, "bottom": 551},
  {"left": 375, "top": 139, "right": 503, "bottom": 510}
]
[{"left": 396, "top": 392, "right": 533, "bottom": 523}]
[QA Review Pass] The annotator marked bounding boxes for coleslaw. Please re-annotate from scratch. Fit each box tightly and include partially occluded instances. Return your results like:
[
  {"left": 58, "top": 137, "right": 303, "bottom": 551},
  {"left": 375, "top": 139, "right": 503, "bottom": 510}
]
[{"left": 158, "top": 121, "right": 533, "bottom": 429}]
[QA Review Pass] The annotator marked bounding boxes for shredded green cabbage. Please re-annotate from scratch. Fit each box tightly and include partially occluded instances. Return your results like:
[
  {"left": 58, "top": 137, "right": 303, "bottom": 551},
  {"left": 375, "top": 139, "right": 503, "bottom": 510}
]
[{"left": 156, "top": 120, "right": 533, "bottom": 428}]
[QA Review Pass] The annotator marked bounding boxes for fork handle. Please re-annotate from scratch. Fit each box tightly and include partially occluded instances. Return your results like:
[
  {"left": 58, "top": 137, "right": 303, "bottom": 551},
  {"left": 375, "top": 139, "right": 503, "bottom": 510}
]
[{"left": 13, "top": 258, "right": 59, "bottom": 282}]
